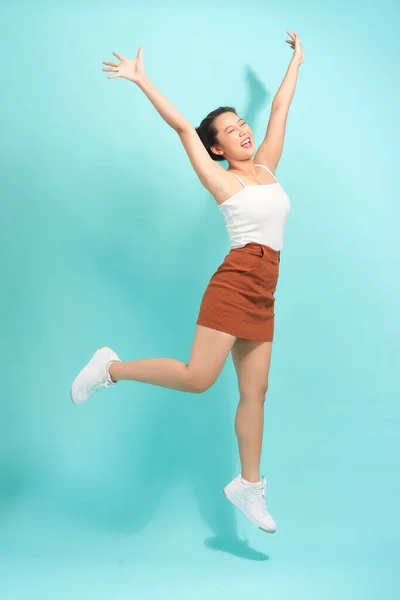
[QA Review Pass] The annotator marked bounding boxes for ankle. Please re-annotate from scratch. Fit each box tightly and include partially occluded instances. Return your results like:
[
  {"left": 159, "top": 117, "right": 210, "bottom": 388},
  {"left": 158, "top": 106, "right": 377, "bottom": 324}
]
[
  {"left": 241, "top": 474, "right": 260, "bottom": 484},
  {"left": 107, "top": 361, "right": 119, "bottom": 383}
]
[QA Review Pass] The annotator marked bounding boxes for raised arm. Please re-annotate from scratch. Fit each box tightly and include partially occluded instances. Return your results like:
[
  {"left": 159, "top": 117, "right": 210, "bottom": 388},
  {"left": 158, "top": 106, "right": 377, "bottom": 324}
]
[
  {"left": 102, "top": 47, "right": 226, "bottom": 195},
  {"left": 254, "top": 32, "right": 304, "bottom": 173}
]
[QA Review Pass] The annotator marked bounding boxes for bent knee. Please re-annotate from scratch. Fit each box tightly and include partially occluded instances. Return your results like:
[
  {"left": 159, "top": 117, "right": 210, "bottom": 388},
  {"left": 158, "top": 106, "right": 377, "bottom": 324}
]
[
  {"left": 188, "top": 379, "right": 215, "bottom": 394},
  {"left": 186, "top": 370, "right": 217, "bottom": 394}
]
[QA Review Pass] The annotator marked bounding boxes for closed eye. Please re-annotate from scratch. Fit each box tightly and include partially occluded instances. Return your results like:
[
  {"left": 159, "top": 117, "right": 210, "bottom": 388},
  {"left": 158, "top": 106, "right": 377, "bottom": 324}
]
[{"left": 228, "top": 119, "right": 246, "bottom": 134}]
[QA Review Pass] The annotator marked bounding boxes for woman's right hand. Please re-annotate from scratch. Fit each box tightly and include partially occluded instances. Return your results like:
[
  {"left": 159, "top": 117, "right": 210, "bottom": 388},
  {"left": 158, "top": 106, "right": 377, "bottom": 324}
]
[{"left": 101, "top": 46, "right": 147, "bottom": 84}]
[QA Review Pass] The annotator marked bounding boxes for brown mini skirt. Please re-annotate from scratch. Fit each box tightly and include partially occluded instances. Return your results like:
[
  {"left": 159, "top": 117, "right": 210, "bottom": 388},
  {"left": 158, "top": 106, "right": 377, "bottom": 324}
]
[{"left": 196, "top": 242, "right": 281, "bottom": 341}]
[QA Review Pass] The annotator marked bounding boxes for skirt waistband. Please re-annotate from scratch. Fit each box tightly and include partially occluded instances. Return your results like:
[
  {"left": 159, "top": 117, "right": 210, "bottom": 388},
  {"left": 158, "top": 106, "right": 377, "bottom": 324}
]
[
  {"left": 245, "top": 242, "right": 280, "bottom": 254},
  {"left": 231, "top": 242, "right": 281, "bottom": 262}
]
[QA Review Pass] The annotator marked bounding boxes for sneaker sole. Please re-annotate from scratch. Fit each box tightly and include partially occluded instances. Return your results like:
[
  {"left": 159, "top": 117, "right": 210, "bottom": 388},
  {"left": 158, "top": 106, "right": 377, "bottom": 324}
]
[
  {"left": 70, "top": 346, "right": 108, "bottom": 404},
  {"left": 223, "top": 489, "right": 276, "bottom": 534}
]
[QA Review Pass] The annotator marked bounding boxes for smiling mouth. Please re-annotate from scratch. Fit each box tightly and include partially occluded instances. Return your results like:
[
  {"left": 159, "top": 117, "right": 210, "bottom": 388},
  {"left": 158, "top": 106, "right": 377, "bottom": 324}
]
[{"left": 240, "top": 137, "right": 252, "bottom": 148}]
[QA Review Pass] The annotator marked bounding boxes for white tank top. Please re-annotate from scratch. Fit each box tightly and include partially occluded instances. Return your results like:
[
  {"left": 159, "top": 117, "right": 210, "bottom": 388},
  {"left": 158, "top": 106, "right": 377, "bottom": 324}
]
[{"left": 218, "top": 164, "right": 291, "bottom": 250}]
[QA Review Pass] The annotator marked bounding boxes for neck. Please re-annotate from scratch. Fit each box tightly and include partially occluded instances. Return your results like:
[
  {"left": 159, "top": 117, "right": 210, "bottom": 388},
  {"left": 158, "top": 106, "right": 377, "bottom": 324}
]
[{"left": 227, "top": 157, "right": 256, "bottom": 175}]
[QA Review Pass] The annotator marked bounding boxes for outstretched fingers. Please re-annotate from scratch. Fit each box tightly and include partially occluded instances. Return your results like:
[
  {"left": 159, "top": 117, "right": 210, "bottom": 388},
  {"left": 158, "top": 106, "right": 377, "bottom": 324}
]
[
  {"left": 285, "top": 31, "right": 297, "bottom": 48},
  {"left": 101, "top": 65, "right": 120, "bottom": 79},
  {"left": 101, "top": 57, "right": 120, "bottom": 78}
]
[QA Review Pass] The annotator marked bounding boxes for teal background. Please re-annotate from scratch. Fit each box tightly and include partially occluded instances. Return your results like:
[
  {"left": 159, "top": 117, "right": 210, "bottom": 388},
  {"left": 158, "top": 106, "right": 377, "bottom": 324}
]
[{"left": 1, "top": 0, "right": 399, "bottom": 598}]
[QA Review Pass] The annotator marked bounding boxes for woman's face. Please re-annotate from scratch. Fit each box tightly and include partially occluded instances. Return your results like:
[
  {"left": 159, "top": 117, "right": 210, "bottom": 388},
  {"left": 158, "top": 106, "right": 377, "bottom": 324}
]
[{"left": 210, "top": 112, "right": 254, "bottom": 161}]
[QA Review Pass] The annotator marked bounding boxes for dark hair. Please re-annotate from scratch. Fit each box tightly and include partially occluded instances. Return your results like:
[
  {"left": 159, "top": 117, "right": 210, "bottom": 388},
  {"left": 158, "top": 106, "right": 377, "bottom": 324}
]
[{"left": 195, "top": 106, "right": 237, "bottom": 162}]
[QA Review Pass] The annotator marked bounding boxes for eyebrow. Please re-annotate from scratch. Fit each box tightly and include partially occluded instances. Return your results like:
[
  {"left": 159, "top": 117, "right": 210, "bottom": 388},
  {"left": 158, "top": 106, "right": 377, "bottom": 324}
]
[{"left": 224, "top": 118, "right": 243, "bottom": 132}]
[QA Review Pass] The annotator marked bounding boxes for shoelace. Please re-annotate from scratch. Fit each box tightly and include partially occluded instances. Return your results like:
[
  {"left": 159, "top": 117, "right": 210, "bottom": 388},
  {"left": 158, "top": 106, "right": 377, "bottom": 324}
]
[
  {"left": 254, "top": 481, "right": 269, "bottom": 514},
  {"left": 91, "top": 374, "right": 112, "bottom": 393}
]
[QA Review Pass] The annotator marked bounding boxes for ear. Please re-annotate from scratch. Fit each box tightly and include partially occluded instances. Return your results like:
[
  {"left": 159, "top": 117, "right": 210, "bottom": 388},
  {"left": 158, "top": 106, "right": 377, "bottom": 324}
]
[{"left": 210, "top": 145, "right": 224, "bottom": 157}]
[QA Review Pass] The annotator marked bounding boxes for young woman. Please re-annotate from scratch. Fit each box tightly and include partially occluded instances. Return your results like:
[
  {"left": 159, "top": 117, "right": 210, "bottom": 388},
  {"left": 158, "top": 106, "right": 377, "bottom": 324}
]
[{"left": 71, "top": 33, "right": 304, "bottom": 534}]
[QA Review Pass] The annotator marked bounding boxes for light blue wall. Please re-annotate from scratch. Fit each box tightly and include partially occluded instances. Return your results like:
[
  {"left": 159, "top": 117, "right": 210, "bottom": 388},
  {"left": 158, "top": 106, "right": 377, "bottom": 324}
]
[{"left": 0, "top": 0, "right": 399, "bottom": 598}]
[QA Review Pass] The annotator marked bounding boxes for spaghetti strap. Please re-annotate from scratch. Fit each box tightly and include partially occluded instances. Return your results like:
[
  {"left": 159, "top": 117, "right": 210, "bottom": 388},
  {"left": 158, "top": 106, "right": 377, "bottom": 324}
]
[
  {"left": 229, "top": 171, "right": 246, "bottom": 188},
  {"left": 254, "top": 163, "right": 278, "bottom": 182}
]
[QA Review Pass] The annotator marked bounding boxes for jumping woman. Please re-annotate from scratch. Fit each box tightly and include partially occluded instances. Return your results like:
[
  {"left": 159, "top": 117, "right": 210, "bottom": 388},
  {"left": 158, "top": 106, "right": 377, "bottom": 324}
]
[{"left": 71, "top": 33, "right": 305, "bottom": 534}]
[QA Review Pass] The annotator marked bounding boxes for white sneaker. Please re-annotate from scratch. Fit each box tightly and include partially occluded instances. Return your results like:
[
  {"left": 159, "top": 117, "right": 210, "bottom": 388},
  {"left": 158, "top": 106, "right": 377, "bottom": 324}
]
[
  {"left": 223, "top": 474, "right": 277, "bottom": 533},
  {"left": 70, "top": 346, "right": 121, "bottom": 405}
]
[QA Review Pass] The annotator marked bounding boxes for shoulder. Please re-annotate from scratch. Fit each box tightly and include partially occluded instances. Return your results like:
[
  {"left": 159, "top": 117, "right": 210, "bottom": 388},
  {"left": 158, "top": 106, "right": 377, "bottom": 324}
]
[
  {"left": 209, "top": 169, "right": 244, "bottom": 206},
  {"left": 254, "top": 161, "right": 276, "bottom": 176},
  {"left": 177, "top": 128, "right": 242, "bottom": 204}
]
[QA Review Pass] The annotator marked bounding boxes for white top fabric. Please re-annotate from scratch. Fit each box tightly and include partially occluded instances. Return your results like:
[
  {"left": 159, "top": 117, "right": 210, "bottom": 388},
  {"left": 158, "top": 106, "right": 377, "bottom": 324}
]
[{"left": 218, "top": 164, "right": 291, "bottom": 250}]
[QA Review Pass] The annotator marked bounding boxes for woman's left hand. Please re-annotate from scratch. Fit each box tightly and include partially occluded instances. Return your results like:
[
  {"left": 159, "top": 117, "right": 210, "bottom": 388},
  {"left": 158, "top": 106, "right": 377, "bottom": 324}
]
[{"left": 286, "top": 32, "right": 304, "bottom": 65}]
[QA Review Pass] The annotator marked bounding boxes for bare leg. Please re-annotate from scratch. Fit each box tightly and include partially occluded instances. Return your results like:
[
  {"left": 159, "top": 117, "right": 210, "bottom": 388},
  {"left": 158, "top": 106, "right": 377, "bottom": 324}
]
[
  {"left": 109, "top": 325, "right": 237, "bottom": 393},
  {"left": 231, "top": 339, "right": 273, "bottom": 482}
]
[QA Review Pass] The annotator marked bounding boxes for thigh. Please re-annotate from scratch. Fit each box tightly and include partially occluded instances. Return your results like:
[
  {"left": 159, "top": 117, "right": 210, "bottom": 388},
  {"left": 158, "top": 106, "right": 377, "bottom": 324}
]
[
  {"left": 231, "top": 338, "right": 273, "bottom": 396},
  {"left": 187, "top": 324, "right": 237, "bottom": 391}
]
